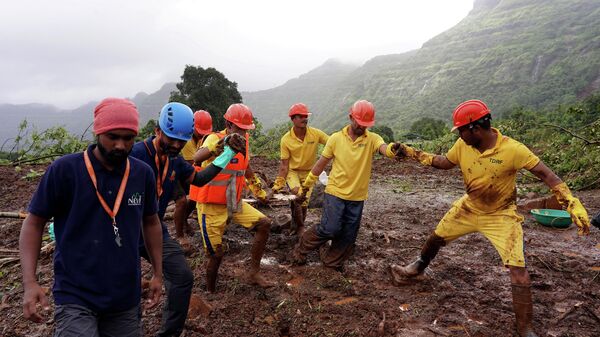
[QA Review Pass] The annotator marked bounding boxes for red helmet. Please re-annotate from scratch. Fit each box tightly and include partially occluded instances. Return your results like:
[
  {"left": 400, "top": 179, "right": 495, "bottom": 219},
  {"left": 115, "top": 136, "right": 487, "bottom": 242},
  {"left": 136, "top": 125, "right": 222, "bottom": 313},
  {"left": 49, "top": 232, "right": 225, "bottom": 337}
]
[
  {"left": 193, "top": 110, "right": 213, "bottom": 135},
  {"left": 349, "top": 100, "right": 375, "bottom": 127},
  {"left": 451, "top": 100, "right": 490, "bottom": 131},
  {"left": 224, "top": 103, "right": 255, "bottom": 130},
  {"left": 288, "top": 103, "right": 311, "bottom": 117}
]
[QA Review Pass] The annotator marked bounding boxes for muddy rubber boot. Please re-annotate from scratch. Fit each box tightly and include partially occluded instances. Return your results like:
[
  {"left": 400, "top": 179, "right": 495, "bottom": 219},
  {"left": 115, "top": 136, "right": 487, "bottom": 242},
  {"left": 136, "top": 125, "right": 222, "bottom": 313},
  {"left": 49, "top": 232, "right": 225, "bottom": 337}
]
[
  {"left": 206, "top": 245, "right": 223, "bottom": 293},
  {"left": 291, "top": 201, "right": 305, "bottom": 236},
  {"left": 292, "top": 225, "right": 328, "bottom": 265},
  {"left": 512, "top": 284, "right": 538, "bottom": 337},
  {"left": 390, "top": 233, "right": 445, "bottom": 280},
  {"left": 299, "top": 206, "right": 308, "bottom": 235},
  {"left": 247, "top": 218, "right": 276, "bottom": 288},
  {"left": 321, "top": 243, "right": 354, "bottom": 272}
]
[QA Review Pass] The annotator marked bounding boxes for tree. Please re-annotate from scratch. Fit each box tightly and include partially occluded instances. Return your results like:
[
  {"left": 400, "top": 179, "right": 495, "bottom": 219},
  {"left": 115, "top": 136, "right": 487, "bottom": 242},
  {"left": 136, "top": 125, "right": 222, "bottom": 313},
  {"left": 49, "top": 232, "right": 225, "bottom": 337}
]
[
  {"left": 138, "top": 119, "right": 157, "bottom": 140},
  {"left": 409, "top": 117, "right": 448, "bottom": 140},
  {"left": 370, "top": 125, "right": 395, "bottom": 143},
  {"left": 170, "top": 65, "right": 243, "bottom": 130}
]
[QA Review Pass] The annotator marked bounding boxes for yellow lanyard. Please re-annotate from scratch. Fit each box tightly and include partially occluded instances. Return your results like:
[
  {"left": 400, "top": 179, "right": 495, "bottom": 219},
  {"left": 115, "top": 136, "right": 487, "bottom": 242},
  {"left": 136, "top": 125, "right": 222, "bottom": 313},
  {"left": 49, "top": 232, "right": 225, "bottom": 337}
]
[{"left": 152, "top": 138, "right": 169, "bottom": 198}]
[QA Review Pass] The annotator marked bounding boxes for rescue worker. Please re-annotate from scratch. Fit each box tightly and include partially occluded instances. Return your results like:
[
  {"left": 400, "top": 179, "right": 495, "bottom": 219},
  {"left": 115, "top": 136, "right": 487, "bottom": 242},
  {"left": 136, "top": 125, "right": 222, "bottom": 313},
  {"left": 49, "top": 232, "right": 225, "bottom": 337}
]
[
  {"left": 173, "top": 110, "right": 213, "bottom": 244},
  {"left": 19, "top": 98, "right": 163, "bottom": 336},
  {"left": 193, "top": 103, "right": 275, "bottom": 292},
  {"left": 271, "top": 103, "right": 329, "bottom": 236},
  {"left": 130, "top": 102, "right": 245, "bottom": 337},
  {"left": 390, "top": 99, "right": 591, "bottom": 337},
  {"left": 292, "top": 100, "right": 399, "bottom": 270}
]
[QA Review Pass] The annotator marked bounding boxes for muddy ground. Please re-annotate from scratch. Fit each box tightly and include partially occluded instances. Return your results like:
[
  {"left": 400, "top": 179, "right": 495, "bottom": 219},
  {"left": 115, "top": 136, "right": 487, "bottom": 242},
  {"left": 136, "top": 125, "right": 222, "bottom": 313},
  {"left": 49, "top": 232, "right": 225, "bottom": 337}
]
[{"left": 0, "top": 157, "right": 599, "bottom": 337}]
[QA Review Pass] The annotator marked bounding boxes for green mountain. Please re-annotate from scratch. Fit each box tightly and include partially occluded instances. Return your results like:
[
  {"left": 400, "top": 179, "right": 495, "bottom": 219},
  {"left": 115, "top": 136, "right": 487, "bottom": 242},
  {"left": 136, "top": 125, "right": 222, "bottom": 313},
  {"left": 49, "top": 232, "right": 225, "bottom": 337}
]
[
  {"left": 242, "top": 0, "right": 600, "bottom": 133},
  {"left": 241, "top": 59, "right": 359, "bottom": 128}
]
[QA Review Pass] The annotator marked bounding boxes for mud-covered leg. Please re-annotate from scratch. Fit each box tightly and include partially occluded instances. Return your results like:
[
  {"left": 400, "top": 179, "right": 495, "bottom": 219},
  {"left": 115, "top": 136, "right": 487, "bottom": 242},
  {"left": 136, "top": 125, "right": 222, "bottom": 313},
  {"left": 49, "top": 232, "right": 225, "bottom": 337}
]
[
  {"left": 246, "top": 217, "right": 276, "bottom": 288},
  {"left": 390, "top": 232, "right": 446, "bottom": 280},
  {"left": 206, "top": 245, "right": 223, "bottom": 293}
]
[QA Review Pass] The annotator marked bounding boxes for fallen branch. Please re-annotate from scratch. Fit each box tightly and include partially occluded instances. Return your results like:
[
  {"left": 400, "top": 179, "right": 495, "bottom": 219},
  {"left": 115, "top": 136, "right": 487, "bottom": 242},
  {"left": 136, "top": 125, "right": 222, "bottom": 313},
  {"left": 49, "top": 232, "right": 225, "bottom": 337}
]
[
  {"left": 40, "top": 242, "right": 55, "bottom": 256},
  {"left": 542, "top": 124, "right": 600, "bottom": 145},
  {"left": 425, "top": 326, "right": 450, "bottom": 336},
  {"left": 0, "top": 257, "right": 19, "bottom": 267},
  {"left": 11, "top": 153, "right": 62, "bottom": 166},
  {"left": 583, "top": 306, "right": 600, "bottom": 324},
  {"left": 529, "top": 253, "right": 564, "bottom": 272},
  {"left": 575, "top": 175, "right": 600, "bottom": 191},
  {"left": 557, "top": 302, "right": 582, "bottom": 323},
  {"left": 0, "top": 212, "right": 28, "bottom": 219}
]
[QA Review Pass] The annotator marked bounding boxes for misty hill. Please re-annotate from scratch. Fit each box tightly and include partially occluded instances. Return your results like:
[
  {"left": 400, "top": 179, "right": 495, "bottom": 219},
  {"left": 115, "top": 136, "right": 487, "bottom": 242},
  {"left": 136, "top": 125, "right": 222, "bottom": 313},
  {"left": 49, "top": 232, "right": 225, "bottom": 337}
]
[
  {"left": 242, "top": 59, "right": 359, "bottom": 128},
  {"left": 0, "top": 83, "right": 175, "bottom": 148},
  {"left": 243, "top": 0, "right": 600, "bottom": 132}
]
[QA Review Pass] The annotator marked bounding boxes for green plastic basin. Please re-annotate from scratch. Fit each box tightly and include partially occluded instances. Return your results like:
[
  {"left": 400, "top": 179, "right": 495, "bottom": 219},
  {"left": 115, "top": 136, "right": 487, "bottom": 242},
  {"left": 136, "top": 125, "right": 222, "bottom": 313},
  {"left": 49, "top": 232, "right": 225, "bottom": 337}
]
[{"left": 530, "top": 209, "right": 572, "bottom": 228}]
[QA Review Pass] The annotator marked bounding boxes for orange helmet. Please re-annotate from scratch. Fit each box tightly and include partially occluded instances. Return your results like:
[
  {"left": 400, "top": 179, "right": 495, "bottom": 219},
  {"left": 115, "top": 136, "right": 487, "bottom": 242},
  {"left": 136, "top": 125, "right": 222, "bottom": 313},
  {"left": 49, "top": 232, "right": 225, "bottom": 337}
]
[
  {"left": 224, "top": 103, "right": 255, "bottom": 130},
  {"left": 194, "top": 110, "right": 213, "bottom": 135},
  {"left": 451, "top": 99, "right": 490, "bottom": 131},
  {"left": 349, "top": 100, "right": 375, "bottom": 127},
  {"left": 288, "top": 103, "right": 311, "bottom": 117}
]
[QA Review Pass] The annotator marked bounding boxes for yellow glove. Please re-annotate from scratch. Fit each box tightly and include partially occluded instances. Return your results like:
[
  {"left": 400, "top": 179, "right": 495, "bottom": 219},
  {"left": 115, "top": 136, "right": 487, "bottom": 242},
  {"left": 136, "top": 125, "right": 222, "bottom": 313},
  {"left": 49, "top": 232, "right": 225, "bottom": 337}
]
[
  {"left": 399, "top": 144, "right": 434, "bottom": 166},
  {"left": 385, "top": 142, "right": 400, "bottom": 158},
  {"left": 271, "top": 176, "right": 286, "bottom": 193},
  {"left": 247, "top": 174, "right": 268, "bottom": 200},
  {"left": 297, "top": 172, "right": 318, "bottom": 201},
  {"left": 551, "top": 182, "right": 590, "bottom": 235},
  {"left": 302, "top": 172, "right": 318, "bottom": 191}
]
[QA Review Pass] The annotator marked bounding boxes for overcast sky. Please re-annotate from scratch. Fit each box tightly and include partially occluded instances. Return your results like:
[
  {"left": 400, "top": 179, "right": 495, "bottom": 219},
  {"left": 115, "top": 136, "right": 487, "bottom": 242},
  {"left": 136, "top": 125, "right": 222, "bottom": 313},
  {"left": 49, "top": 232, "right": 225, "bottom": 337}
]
[{"left": 0, "top": 0, "right": 474, "bottom": 109}]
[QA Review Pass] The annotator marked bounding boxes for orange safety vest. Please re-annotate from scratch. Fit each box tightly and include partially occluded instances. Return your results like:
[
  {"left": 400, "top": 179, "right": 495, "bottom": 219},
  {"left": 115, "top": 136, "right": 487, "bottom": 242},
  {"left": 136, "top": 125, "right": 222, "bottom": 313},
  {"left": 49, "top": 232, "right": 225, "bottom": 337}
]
[
  {"left": 188, "top": 165, "right": 203, "bottom": 201},
  {"left": 193, "top": 132, "right": 249, "bottom": 205},
  {"left": 187, "top": 134, "right": 211, "bottom": 202}
]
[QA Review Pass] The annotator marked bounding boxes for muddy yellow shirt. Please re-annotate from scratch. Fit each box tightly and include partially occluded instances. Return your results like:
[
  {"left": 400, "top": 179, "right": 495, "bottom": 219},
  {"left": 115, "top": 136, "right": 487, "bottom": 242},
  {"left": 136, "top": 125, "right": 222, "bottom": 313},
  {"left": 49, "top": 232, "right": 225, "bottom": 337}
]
[
  {"left": 181, "top": 137, "right": 202, "bottom": 161},
  {"left": 321, "top": 126, "right": 385, "bottom": 201},
  {"left": 280, "top": 126, "right": 329, "bottom": 171},
  {"left": 199, "top": 130, "right": 227, "bottom": 168},
  {"left": 446, "top": 128, "right": 540, "bottom": 214}
]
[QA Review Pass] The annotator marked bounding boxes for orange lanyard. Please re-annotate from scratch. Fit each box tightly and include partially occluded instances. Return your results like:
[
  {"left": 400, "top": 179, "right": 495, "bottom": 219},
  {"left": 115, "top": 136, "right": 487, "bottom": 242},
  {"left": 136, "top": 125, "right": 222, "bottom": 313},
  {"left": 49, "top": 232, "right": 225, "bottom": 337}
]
[
  {"left": 83, "top": 150, "right": 130, "bottom": 247},
  {"left": 146, "top": 138, "right": 169, "bottom": 198}
]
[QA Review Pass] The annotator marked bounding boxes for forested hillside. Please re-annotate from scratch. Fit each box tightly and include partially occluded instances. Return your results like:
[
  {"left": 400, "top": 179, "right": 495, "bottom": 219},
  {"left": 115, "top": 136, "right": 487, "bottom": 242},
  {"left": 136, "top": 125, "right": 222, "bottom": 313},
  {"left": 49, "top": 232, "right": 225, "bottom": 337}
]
[{"left": 244, "top": 0, "right": 600, "bottom": 132}]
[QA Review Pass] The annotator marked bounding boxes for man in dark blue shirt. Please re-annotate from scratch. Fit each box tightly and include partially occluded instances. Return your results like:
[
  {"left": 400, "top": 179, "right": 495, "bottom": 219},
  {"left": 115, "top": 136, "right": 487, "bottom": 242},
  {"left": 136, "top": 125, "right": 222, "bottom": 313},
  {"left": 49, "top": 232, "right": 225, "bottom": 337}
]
[
  {"left": 19, "top": 98, "right": 163, "bottom": 337},
  {"left": 130, "top": 102, "right": 244, "bottom": 337}
]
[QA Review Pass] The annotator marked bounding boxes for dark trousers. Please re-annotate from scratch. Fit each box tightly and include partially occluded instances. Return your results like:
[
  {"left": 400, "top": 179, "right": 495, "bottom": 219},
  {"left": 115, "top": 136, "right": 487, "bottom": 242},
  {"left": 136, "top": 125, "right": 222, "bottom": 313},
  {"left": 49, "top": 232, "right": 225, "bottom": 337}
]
[
  {"left": 297, "top": 193, "right": 364, "bottom": 268},
  {"left": 141, "top": 236, "right": 193, "bottom": 337},
  {"left": 54, "top": 304, "right": 140, "bottom": 337}
]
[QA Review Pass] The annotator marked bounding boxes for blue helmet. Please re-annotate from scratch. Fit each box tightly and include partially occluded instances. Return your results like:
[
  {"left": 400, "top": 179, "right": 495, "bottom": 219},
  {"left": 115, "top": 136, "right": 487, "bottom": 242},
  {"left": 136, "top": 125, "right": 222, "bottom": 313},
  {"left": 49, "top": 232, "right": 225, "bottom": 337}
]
[{"left": 158, "top": 102, "right": 194, "bottom": 141}]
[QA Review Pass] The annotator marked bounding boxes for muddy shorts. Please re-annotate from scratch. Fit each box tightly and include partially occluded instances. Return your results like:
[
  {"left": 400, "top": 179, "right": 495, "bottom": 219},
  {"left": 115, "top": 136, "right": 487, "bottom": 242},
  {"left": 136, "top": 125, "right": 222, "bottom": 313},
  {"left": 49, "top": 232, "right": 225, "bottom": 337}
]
[
  {"left": 197, "top": 201, "right": 265, "bottom": 254},
  {"left": 172, "top": 179, "right": 190, "bottom": 201},
  {"left": 434, "top": 200, "right": 525, "bottom": 267},
  {"left": 286, "top": 170, "right": 312, "bottom": 207}
]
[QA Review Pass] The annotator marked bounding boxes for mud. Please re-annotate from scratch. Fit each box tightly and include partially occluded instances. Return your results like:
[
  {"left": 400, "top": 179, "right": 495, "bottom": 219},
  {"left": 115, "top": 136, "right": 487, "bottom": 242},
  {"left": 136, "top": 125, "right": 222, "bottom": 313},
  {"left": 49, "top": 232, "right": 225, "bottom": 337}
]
[{"left": 1, "top": 157, "right": 599, "bottom": 336}]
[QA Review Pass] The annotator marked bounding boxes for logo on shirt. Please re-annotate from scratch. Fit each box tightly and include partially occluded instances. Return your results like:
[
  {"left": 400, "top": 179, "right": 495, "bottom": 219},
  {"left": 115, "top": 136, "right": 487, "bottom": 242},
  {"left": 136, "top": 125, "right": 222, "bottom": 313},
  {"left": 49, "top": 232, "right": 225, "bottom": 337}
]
[
  {"left": 230, "top": 158, "right": 239, "bottom": 164},
  {"left": 169, "top": 171, "right": 176, "bottom": 181},
  {"left": 490, "top": 158, "right": 503, "bottom": 164},
  {"left": 357, "top": 144, "right": 366, "bottom": 148},
  {"left": 307, "top": 141, "right": 315, "bottom": 144},
  {"left": 128, "top": 192, "right": 143, "bottom": 206}
]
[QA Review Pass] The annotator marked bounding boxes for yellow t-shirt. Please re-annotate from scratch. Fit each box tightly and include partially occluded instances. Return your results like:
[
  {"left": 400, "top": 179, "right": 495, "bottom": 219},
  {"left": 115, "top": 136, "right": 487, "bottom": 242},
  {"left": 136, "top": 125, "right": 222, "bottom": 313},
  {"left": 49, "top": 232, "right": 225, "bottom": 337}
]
[
  {"left": 181, "top": 137, "right": 201, "bottom": 161},
  {"left": 199, "top": 130, "right": 227, "bottom": 168},
  {"left": 446, "top": 128, "right": 540, "bottom": 214},
  {"left": 321, "top": 126, "right": 385, "bottom": 201},
  {"left": 280, "top": 126, "right": 329, "bottom": 171}
]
